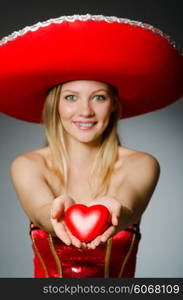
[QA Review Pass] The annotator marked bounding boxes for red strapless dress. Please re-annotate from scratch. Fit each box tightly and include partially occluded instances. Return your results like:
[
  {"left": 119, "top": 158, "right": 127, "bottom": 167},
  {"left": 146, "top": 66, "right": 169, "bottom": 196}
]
[{"left": 30, "top": 223, "right": 141, "bottom": 278}]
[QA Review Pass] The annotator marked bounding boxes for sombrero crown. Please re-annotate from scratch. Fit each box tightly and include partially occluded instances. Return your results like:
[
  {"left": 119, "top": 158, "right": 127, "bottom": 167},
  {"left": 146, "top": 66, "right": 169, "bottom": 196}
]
[{"left": 0, "top": 14, "right": 182, "bottom": 123}]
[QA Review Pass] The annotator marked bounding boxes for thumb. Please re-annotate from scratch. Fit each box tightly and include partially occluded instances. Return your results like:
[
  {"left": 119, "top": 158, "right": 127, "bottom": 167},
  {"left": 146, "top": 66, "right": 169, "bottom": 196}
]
[
  {"left": 111, "top": 213, "right": 118, "bottom": 226},
  {"left": 64, "top": 197, "right": 75, "bottom": 210},
  {"left": 51, "top": 197, "right": 64, "bottom": 219}
]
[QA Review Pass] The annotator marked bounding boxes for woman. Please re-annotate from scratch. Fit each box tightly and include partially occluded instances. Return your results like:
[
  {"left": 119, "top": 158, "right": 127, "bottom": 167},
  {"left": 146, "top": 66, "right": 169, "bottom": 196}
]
[
  {"left": 11, "top": 78, "right": 160, "bottom": 277},
  {"left": 1, "top": 14, "right": 182, "bottom": 277}
]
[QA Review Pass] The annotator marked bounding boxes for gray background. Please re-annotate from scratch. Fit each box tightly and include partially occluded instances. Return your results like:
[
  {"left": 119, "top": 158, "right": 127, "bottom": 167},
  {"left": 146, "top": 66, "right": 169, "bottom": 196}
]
[{"left": 0, "top": 0, "right": 183, "bottom": 277}]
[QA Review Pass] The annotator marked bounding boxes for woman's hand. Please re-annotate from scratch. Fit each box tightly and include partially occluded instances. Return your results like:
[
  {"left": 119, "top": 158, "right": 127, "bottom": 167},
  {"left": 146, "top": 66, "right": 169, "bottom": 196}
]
[
  {"left": 50, "top": 194, "right": 84, "bottom": 248},
  {"left": 86, "top": 196, "right": 122, "bottom": 249}
]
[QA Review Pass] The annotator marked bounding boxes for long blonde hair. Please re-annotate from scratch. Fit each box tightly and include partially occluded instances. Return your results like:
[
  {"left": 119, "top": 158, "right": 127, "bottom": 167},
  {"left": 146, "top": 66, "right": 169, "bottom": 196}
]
[{"left": 41, "top": 82, "right": 122, "bottom": 199}]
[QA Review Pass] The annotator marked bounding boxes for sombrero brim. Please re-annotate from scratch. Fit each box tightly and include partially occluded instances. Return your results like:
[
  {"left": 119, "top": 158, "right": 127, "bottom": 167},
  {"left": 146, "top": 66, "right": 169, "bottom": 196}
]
[{"left": 0, "top": 14, "right": 182, "bottom": 123}]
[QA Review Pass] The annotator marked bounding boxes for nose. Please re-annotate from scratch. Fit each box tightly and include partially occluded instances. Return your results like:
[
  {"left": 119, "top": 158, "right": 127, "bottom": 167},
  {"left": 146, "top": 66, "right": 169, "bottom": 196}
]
[{"left": 78, "top": 100, "right": 95, "bottom": 117}]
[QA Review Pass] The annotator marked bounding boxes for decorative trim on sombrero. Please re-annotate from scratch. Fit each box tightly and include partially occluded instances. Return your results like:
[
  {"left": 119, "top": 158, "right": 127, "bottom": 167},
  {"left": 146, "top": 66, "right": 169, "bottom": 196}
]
[{"left": 0, "top": 14, "right": 181, "bottom": 53}]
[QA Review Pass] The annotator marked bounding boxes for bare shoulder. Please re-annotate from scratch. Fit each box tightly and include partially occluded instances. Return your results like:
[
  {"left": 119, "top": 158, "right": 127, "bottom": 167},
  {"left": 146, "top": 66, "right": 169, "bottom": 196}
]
[
  {"left": 118, "top": 149, "right": 160, "bottom": 186},
  {"left": 10, "top": 147, "right": 48, "bottom": 177},
  {"left": 111, "top": 147, "right": 161, "bottom": 225},
  {"left": 128, "top": 150, "right": 160, "bottom": 174},
  {"left": 118, "top": 146, "right": 160, "bottom": 168},
  {"left": 10, "top": 148, "right": 55, "bottom": 224},
  {"left": 117, "top": 146, "right": 160, "bottom": 182}
]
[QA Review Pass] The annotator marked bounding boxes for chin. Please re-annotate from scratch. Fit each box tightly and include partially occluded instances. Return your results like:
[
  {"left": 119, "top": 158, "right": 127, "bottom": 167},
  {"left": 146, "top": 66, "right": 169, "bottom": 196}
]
[
  {"left": 74, "top": 135, "right": 100, "bottom": 144},
  {"left": 77, "top": 138, "right": 96, "bottom": 144}
]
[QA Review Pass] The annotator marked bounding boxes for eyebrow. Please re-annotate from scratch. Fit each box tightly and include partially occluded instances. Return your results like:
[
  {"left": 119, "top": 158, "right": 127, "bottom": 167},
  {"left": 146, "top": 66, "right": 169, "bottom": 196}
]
[{"left": 61, "top": 89, "right": 108, "bottom": 93}]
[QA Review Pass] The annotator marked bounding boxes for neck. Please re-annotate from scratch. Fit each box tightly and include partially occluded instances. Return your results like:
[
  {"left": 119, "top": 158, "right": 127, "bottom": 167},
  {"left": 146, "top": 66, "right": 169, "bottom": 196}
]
[{"left": 66, "top": 138, "right": 101, "bottom": 174}]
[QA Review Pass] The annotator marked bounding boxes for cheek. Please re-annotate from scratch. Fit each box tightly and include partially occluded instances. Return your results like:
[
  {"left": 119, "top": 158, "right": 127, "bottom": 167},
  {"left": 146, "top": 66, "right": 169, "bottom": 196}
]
[
  {"left": 99, "top": 103, "right": 113, "bottom": 120},
  {"left": 58, "top": 103, "right": 75, "bottom": 119}
]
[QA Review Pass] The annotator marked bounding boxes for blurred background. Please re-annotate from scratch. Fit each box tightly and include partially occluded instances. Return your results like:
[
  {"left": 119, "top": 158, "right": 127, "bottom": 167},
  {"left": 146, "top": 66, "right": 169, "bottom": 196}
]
[{"left": 0, "top": 0, "right": 183, "bottom": 277}]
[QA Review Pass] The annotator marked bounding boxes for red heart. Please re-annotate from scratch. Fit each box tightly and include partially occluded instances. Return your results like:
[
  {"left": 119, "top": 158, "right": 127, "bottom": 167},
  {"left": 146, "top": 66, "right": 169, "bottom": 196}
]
[{"left": 64, "top": 204, "right": 111, "bottom": 242}]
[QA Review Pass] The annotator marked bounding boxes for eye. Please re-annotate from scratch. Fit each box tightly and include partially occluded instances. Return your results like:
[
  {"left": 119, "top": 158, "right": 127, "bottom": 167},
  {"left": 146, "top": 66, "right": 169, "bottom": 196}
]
[
  {"left": 64, "top": 95, "right": 77, "bottom": 100},
  {"left": 94, "top": 95, "right": 106, "bottom": 101}
]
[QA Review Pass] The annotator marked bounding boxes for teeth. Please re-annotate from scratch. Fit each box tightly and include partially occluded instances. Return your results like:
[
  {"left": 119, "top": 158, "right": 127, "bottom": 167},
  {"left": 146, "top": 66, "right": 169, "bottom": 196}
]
[
  {"left": 77, "top": 123, "right": 95, "bottom": 127},
  {"left": 78, "top": 123, "right": 94, "bottom": 127}
]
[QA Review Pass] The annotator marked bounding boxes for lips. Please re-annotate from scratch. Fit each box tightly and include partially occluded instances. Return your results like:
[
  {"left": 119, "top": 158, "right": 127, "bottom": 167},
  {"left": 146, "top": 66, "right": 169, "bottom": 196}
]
[
  {"left": 73, "top": 121, "right": 97, "bottom": 124},
  {"left": 73, "top": 121, "right": 97, "bottom": 130}
]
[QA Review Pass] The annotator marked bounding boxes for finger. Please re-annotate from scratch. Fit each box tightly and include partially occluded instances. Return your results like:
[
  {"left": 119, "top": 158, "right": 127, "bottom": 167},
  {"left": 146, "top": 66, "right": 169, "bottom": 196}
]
[
  {"left": 65, "top": 225, "right": 82, "bottom": 248},
  {"left": 88, "top": 240, "right": 94, "bottom": 249},
  {"left": 87, "top": 239, "right": 97, "bottom": 249},
  {"left": 64, "top": 197, "right": 75, "bottom": 210},
  {"left": 93, "top": 235, "right": 102, "bottom": 247},
  {"left": 91, "top": 238, "right": 101, "bottom": 249},
  {"left": 86, "top": 242, "right": 92, "bottom": 249},
  {"left": 90, "top": 241, "right": 96, "bottom": 250},
  {"left": 100, "top": 226, "right": 116, "bottom": 243},
  {"left": 89, "top": 235, "right": 101, "bottom": 248},
  {"left": 51, "top": 219, "right": 71, "bottom": 245},
  {"left": 51, "top": 194, "right": 75, "bottom": 219},
  {"left": 51, "top": 197, "right": 64, "bottom": 219},
  {"left": 111, "top": 213, "right": 118, "bottom": 226},
  {"left": 81, "top": 242, "right": 87, "bottom": 249}
]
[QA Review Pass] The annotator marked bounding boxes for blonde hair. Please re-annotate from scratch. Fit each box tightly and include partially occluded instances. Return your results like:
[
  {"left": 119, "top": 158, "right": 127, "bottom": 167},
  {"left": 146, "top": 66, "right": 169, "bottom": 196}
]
[{"left": 42, "top": 82, "right": 122, "bottom": 199}]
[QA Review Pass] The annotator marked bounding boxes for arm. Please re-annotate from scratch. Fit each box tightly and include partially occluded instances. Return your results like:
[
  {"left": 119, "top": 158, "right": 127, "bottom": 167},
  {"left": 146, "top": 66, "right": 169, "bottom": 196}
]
[
  {"left": 87, "top": 152, "right": 160, "bottom": 248},
  {"left": 10, "top": 154, "right": 55, "bottom": 232},
  {"left": 10, "top": 154, "right": 81, "bottom": 247},
  {"left": 112, "top": 152, "right": 161, "bottom": 228}
]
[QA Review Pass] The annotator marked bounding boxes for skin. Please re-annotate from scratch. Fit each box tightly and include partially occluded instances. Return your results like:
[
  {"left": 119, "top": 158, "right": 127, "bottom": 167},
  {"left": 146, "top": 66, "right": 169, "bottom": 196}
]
[
  {"left": 10, "top": 80, "right": 161, "bottom": 250},
  {"left": 58, "top": 80, "right": 116, "bottom": 147}
]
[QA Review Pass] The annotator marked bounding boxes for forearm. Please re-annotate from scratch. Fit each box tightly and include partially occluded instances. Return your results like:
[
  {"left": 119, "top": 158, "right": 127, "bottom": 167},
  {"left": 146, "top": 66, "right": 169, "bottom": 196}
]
[
  {"left": 34, "top": 203, "right": 56, "bottom": 235},
  {"left": 106, "top": 191, "right": 141, "bottom": 232}
]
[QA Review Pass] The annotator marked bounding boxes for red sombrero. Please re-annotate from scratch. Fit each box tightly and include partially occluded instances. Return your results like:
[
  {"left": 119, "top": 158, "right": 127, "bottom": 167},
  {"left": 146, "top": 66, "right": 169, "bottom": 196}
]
[{"left": 0, "top": 14, "right": 182, "bottom": 123}]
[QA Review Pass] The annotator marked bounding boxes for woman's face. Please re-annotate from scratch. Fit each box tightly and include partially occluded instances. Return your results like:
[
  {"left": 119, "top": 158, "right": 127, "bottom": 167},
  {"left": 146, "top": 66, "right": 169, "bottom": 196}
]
[{"left": 58, "top": 80, "right": 116, "bottom": 145}]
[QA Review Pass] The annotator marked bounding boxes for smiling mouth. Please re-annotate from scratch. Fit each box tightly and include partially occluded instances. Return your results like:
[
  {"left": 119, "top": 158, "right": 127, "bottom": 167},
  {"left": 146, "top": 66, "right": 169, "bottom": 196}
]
[{"left": 73, "top": 122, "right": 97, "bottom": 130}]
